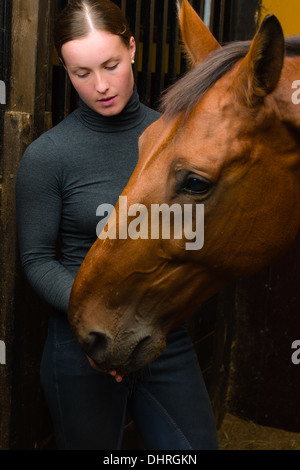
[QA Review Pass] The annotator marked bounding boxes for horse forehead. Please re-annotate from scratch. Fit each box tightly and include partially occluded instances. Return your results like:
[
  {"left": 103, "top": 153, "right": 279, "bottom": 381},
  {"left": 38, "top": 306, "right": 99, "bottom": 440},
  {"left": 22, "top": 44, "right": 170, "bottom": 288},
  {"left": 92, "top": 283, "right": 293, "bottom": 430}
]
[
  {"left": 175, "top": 93, "right": 246, "bottom": 157},
  {"left": 192, "top": 83, "right": 242, "bottom": 126},
  {"left": 137, "top": 110, "right": 245, "bottom": 184},
  {"left": 138, "top": 115, "right": 181, "bottom": 168},
  {"left": 142, "top": 88, "right": 236, "bottom": 151}
]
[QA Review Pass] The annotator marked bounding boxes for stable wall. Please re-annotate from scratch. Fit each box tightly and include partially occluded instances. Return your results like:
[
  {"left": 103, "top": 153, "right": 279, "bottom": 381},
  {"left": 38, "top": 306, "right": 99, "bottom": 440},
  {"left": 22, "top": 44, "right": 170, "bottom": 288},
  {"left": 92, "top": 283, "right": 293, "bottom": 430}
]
[{"left": 261, "top": 0, "right": 300, "bottom": 35}]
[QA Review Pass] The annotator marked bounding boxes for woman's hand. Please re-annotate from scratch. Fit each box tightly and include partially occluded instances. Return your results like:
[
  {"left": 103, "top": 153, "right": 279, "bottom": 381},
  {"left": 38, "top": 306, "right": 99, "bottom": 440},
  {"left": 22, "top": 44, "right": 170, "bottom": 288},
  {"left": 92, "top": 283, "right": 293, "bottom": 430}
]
[{"left": 86, "top": 355, "right": 124, "bottom": 383}]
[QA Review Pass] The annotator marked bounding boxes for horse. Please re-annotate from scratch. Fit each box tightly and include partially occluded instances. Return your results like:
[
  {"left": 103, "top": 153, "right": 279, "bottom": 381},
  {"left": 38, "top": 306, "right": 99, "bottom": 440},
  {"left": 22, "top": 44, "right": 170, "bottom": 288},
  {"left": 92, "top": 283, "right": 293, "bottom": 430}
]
[{"left": 68, "top": 0, "right": 300, "bottom": 375}]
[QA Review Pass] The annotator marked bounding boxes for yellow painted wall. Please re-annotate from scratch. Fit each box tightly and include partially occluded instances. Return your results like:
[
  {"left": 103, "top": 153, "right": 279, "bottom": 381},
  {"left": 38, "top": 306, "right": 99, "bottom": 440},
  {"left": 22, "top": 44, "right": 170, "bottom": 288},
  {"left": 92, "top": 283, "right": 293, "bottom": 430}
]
[{"left": 261, "top": 0, "right": 300, "bottom": 35}]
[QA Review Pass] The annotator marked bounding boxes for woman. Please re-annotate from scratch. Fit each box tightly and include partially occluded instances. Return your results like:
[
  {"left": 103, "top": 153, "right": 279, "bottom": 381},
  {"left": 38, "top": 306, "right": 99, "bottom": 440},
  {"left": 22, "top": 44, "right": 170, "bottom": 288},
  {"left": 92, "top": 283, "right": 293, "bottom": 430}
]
[{"left": 16, "top": 0, "right": 218, "bottom": 450}]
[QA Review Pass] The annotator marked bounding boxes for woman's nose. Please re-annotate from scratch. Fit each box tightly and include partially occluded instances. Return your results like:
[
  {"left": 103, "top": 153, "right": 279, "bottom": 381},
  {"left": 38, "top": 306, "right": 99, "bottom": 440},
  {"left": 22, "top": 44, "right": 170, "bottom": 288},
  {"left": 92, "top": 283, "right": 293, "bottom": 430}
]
[{"left": 95, "top": 72, "right": 109, "bottom": 94}]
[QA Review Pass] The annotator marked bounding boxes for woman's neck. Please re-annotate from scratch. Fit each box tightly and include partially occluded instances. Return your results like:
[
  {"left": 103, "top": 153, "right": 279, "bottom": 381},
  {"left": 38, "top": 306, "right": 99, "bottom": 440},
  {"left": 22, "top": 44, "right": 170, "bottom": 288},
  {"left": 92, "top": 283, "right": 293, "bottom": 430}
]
[{"left": 76, "top": 85, "right": 144, "bottom": 133}]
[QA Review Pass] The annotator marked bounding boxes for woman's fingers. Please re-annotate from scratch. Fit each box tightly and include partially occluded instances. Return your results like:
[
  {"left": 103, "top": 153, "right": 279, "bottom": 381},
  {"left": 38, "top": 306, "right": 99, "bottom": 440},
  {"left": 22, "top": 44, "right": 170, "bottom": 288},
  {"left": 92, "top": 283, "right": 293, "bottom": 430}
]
[{"left": 86, "top": 355, "right": 124, "bottom": 382}]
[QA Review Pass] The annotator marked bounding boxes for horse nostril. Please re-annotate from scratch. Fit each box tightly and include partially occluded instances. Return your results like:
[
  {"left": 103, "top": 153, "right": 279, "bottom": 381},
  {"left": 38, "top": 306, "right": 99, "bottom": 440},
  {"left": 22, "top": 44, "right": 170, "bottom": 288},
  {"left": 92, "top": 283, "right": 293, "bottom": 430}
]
[
  {"left": 85, "top": 331, "right": 111, "bottom": 364},
  {"left": 132, "top": 336, "right": 151, "bottom": 358}
]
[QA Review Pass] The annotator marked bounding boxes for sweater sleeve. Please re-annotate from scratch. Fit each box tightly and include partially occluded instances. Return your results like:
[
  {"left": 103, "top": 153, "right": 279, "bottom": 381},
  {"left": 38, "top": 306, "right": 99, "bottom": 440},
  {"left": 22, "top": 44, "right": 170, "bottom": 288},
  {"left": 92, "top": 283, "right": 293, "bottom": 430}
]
[{"left": 16, "top": 136, "right": 74, "bottom": 314}]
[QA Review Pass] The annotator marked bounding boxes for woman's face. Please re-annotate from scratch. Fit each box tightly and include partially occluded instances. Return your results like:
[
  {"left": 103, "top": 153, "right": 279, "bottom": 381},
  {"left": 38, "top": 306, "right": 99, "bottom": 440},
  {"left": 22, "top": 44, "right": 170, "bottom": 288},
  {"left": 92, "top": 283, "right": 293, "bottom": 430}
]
[{"left": 62, "top": 30, "right": 136, "bottom": 116}]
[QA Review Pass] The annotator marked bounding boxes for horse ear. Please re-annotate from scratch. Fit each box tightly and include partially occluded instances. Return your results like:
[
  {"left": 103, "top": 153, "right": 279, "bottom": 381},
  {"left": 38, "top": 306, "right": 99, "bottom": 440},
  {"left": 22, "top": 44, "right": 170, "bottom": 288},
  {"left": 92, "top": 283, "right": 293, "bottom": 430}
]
[
  {"left": 234, "top": 15, "right": 285, "bottom": 106},
  {"left": 178, "top": 0, "right": 221, "bottom": 65}
]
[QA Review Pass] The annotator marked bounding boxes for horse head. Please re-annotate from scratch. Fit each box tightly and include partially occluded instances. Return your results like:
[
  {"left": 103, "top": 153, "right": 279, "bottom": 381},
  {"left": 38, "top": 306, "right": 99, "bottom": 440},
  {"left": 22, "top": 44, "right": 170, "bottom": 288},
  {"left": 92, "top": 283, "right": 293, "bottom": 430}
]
[{"left": 68, "top": 0, "right": 300, "bottom": 374}]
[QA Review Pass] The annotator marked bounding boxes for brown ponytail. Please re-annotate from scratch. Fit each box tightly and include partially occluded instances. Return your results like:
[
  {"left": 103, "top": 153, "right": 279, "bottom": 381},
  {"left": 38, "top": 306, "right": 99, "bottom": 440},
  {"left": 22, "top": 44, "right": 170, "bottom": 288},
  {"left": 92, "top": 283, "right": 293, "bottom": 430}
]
[{"left": 54, "top": 0, "right": 132, "bottom": 62}]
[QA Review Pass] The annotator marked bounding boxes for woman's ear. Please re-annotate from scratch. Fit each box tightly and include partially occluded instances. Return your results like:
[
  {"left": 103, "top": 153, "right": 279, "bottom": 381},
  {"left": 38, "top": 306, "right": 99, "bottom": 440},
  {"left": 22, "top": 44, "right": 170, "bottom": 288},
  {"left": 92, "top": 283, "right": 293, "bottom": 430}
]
[{"left": 129, "top": 36, "right": 136, "bottom": 62}]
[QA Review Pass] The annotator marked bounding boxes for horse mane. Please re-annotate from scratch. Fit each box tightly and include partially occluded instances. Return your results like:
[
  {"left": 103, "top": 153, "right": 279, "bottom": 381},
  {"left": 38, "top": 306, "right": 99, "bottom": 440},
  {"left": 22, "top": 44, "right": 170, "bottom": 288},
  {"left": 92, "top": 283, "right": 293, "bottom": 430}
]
[{"left": 160, "top": 36, "right": 300, "bottom": 119}]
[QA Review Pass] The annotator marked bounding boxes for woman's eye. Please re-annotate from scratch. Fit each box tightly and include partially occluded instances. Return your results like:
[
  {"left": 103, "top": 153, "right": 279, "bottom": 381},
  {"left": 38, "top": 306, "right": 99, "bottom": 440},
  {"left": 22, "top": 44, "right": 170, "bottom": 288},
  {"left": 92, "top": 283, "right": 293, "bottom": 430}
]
[
  {"left": 106, "top": 64, "right": 118, "bottom": 71},
  {"left": 183, "top": 177, "right": 211, "bottom": 195},
  {"left": 77, "top": 73, "right": 89, "bottom": 78}
]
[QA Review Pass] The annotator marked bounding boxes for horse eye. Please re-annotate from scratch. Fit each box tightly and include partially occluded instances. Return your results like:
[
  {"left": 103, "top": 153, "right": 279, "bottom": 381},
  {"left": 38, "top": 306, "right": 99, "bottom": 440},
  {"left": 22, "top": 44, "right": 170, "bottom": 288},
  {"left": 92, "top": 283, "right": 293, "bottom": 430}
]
[{"left": 183, "top": 177, "right": 211, "bottom": 195}]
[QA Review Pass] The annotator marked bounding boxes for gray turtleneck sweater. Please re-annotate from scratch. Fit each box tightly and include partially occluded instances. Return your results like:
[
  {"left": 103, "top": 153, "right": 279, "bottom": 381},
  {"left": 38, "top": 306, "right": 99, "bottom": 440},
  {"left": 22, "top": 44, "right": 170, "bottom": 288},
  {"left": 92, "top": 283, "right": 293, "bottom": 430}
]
[{"left": 16, "top": 87, "right": 160, "bottom": 314}]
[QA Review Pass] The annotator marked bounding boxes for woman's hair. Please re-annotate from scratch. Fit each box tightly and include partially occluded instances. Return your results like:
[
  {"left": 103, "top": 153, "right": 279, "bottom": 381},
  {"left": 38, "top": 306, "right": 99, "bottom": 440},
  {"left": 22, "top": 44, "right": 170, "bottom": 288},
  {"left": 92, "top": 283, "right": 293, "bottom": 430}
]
[{"left": 54, "top": 0, "right": 133, "bottom": 62}]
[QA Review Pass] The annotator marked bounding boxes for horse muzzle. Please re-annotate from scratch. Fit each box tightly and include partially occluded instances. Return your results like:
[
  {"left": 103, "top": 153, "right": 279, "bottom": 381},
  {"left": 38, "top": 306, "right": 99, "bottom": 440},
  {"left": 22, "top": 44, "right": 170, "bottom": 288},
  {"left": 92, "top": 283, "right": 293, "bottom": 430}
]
[{"left": 80, "top": 328, "right": 166, "bottom": 375}]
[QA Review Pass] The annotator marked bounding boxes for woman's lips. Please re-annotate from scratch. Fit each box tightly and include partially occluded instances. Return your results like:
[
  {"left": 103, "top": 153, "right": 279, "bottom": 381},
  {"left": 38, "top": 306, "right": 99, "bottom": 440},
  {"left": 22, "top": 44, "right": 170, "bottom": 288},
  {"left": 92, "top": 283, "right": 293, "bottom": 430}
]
[{"left": 98, "top": 96, "right": 117, "bottom": 107}]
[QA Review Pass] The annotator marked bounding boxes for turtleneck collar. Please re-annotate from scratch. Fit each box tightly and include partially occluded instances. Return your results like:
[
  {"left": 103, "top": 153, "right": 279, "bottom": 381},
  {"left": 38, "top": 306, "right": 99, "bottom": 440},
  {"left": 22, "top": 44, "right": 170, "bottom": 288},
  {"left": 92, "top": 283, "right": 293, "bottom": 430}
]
[{"left": 75, "top": 85, "right": 144, "bottom": 133}]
